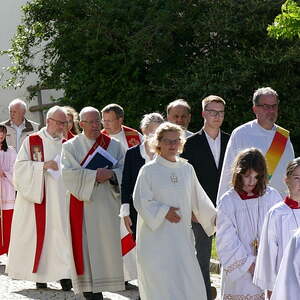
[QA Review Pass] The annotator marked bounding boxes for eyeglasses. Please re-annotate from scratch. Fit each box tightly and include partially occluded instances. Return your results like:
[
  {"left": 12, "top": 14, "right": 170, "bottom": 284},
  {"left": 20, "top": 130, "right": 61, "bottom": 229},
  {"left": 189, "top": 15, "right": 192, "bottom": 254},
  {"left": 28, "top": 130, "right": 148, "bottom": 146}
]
[
  {"left": 49, "top": 118, "right": 68, "bottom": 126},
  {"left": 255, "top": 103, "right": 278, "bottom": 111},
  {"left": 161, "top": 138, "right": 181, "bottom": 145},
  {"left": 81, "top": 119, "right": 101, "bottom": 125},
  {"left": 204, "top": 109, "right": 225, "bottom": 117}
]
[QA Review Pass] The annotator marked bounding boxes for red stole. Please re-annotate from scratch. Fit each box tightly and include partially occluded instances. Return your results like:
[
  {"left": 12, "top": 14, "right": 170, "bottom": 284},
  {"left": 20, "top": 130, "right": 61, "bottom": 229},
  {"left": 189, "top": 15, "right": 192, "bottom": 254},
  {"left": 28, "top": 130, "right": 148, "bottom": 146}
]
[
  {"left": 70, "top": 133, "right": 111, "bottom": 275},
  {"left": 284, "top": 196, "right": 300, "bottom": 209},
  {"left": 29, "top": 135, "right": 46, "bottom": 273},
  {"left": 101, "top": 125, "right": 141, "bottom": 148}
]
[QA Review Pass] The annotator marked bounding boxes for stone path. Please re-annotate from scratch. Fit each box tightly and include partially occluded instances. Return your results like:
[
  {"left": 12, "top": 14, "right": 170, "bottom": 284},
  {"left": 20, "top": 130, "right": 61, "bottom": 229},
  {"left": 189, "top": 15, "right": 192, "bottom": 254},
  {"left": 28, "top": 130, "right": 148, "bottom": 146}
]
[{"left": 0, "top": 255, "right": 221, "bottom": 299}]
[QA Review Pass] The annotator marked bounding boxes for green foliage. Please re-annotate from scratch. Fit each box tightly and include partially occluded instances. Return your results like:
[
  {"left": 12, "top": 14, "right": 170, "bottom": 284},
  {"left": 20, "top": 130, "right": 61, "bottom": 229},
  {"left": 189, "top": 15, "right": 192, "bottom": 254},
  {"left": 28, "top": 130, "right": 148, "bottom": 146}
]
[
  {"left": 268, "top": 0, "right": 300, "bottom": 39},
  {"left": 1, "top": 0, "right": 300, "bottom": 154}
]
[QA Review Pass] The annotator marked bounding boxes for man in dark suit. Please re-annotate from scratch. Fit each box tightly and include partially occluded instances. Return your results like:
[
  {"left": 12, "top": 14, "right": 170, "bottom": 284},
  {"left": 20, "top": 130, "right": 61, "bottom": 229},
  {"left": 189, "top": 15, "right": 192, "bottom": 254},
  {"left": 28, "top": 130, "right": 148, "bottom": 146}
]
[{"left": 181, "top": 95, "right": 230, "bottom": 300}]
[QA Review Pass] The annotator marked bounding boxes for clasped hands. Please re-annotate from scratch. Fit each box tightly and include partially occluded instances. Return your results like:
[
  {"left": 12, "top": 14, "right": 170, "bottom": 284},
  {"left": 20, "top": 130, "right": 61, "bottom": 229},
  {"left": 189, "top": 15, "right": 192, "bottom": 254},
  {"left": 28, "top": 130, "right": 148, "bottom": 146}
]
[
  {"left": 165, "top": 207, "right": 181, "bottom": 223},
  {"left": 96, "top": 168, "right": 113, "bottom": 183},
  {"left": 43, "top": 160, "right": 58, "bottom": 170}
]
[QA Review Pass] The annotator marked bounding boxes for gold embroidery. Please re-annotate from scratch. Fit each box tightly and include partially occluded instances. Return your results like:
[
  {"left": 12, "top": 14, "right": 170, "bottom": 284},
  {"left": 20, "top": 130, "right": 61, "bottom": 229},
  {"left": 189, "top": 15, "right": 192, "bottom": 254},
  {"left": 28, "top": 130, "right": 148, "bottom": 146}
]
[
  {"left": 224, "top": 257, "right": 247, "bottom": 275},
  {"left": 224, "top": 293, "right": 264, "bottom": 300}
]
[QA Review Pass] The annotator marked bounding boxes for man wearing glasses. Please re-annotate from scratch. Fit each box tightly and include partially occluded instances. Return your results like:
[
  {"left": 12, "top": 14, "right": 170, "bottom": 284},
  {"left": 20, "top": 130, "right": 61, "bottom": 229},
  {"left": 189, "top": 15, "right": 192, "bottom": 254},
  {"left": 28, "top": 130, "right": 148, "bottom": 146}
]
[
  {"left": 7, "top": 106, "right": 72, "bottom": 291},
  {"left": 217, "top": 87, "right": 295, "bottom": 201},
  {"left": 101, "top": 103, "right": 142, "bottom": 151},
  {"left": 181, "top": 95, "right": 229, "bottom": 300}
]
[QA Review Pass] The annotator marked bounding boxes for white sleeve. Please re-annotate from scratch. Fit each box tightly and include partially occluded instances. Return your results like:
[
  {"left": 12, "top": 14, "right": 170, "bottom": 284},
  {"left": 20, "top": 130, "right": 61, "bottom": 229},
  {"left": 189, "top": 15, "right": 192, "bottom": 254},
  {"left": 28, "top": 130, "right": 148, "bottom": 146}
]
[
  {"left": 216, "top": 198, "right": 255, "bottom": 281},
  {"left": 133, "top": 166, "right": 169, "bottom": 231},
  {"left": 253, "top": 208, "right": 279, "bottom": 290}
]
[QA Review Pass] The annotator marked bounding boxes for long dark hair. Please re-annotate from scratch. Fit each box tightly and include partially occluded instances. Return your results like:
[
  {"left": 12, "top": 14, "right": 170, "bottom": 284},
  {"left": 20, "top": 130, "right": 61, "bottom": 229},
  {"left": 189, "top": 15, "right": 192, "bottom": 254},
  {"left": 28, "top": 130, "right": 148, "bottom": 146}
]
[
  {"left": 232, "top": 148, "right": 268, "bottom": 196},
  {"left": 0, "top": 125, "right": 8, "bottom": 152}
]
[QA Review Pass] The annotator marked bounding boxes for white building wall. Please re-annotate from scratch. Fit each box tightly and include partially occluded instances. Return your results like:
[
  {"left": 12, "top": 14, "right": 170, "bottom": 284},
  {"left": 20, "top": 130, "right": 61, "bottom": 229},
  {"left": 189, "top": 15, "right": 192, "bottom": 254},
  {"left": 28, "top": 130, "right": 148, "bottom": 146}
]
[{"left": 0, "top": 1, "right": 63, "bottom": 125}]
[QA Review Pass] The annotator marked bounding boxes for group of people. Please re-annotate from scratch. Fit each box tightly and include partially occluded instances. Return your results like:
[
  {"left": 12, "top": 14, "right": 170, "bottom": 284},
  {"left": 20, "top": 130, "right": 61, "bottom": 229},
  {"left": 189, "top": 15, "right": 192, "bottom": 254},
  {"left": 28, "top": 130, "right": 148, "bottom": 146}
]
[{"left": 0, "top": 86, "right": 298, "bottom": 300}]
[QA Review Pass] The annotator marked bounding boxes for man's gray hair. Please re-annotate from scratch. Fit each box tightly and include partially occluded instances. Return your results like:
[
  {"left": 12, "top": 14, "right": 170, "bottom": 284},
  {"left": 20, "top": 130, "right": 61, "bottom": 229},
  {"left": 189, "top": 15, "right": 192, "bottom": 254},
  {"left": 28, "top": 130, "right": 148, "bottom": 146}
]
[
  {"left": 79, "top": 106, "right": 100, "bottom": 121},
  {"left": 101, "top": 103, "right": 124, "bottom": 119},
  {"left": 140, "top": 112, "right": 164, "bottom": 130},
  {"left": 167, "top": 99, "right": 191, "bottom": 114},
  {"left": 252, "top": 87, "right": 279, "bottom": 105},
  {"left": 8, "top": 98, "right": 27, "bottom": 111},
  {"left": 46, "top": 105, "right": 67, "bottom": 120}
]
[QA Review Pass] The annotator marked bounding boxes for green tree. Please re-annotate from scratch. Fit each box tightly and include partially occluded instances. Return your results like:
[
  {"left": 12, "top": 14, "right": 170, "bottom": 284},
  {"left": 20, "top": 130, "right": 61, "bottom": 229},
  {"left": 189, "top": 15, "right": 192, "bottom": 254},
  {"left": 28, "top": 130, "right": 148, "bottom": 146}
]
[
  {"left": 1, "top": 0, "right": 300, "bottom": 154},
  {"left": 268, "top": 0, "right": 300, "bottom": 39}
]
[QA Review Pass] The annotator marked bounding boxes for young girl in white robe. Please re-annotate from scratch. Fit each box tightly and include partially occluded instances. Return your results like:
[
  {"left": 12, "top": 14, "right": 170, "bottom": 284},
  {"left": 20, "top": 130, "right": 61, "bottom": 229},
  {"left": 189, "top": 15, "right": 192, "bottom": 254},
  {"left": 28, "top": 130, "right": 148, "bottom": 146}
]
[
  {"left": 133, "top": 122, "right": 216, "bottom": 300},
  {"left": 254, "top": 157, "right": 300, "bottom": 299},
  {"left": 216, "top": 148, "right": 282, "bottom": 300}
]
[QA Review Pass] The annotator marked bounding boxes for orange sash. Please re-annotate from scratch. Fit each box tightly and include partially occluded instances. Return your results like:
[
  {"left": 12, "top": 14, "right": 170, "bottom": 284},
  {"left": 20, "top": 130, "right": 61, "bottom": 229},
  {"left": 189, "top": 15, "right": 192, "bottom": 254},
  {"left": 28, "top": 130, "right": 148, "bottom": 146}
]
[
  {"left": 29, "top": 135, "right": 46, "bottom": 273},
  {"left": 70, "top": 133, "right": 111, "bottom": 275},
  {"left": 265, "top": 126, "right": 289, "bottom": 179}
]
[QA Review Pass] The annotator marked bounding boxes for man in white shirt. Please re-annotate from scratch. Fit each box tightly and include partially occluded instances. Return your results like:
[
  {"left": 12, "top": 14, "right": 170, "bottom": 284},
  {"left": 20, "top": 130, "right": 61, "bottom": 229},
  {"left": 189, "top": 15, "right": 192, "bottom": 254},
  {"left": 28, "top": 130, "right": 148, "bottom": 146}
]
[
  {"left": 1, "top": 98, "right": 39, "bottom": 152},
  {"left": 167, "top": 99, "right": 193, "bottom": 137},
  {"left": 217, "top": 87, "right": 294, "bottom": 201},
  {"left": 181, "top": 95, "right": 230, "bottom": 300}
]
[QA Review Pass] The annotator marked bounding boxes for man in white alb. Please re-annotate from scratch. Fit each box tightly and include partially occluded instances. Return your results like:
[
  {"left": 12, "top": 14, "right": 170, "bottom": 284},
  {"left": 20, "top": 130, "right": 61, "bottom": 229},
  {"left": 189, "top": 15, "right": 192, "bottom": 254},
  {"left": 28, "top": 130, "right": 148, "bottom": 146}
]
[
  {"left": 61, "top": 107, "right": 125, "bottom": 300},
  {"left": 217, "top": 87, "right": 294, "bottom": 201},
  {"left": 101, "top": 103, "right": 142, "bottom": 151},
  {"left": 6, "top": 106, "right": 72, "bottom": 291}
]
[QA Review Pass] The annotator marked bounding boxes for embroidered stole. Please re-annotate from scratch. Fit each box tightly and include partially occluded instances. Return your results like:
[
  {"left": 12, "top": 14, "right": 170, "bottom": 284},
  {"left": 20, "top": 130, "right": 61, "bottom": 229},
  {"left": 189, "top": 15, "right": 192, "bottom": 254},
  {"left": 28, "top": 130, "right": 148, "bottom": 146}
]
[
  {"left": 101, "top": 125, "right": 141, "bottom": 148},
  {"left": 29, "top": 135, "right": 46, "bottom": 273},
  {"left": 70, "top": 133, "right": 111, "bottom": 275},
  {"left": 265, "top": 126, "right": 289, "bottom": 179}
]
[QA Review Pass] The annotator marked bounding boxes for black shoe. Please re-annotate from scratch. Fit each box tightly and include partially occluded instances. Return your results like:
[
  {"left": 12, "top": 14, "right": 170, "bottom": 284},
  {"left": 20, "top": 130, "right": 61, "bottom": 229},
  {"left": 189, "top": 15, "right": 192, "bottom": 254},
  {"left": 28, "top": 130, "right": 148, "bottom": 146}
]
[
  {"left": 83, "top": 292, "right": 103, "bottom": 300},
  {"left": 60, "top": 278, "right": 72, "bottom": 291},
  {"left": 83, "top": 292, "right": 94, "bottom": 300},
  {"left": 36, "top": 282, "right": 47, "bottom": 289},
  {"left": 93, "top": 292, "right": 104, "bottom": 300},
  {"left": 125, "top": 281, "right": 137, "bottom": 290}
]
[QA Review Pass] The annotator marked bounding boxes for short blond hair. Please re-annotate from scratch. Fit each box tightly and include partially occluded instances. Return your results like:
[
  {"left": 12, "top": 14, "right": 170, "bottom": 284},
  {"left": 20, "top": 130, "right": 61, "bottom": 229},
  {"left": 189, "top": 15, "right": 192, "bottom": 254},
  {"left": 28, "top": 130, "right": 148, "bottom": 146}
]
[
  {"left": 151, "top": 122, "right": 186, "bottom": 155},
  {"left": 202, "top": 95, "right": 226, "bottom": 111}
]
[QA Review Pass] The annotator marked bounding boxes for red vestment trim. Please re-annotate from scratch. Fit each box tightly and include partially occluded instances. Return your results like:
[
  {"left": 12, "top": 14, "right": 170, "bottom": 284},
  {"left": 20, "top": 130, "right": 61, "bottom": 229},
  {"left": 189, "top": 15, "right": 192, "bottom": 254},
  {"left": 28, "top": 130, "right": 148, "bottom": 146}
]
[
  {"left": 101, "top": 125, "right": 141, "bottom": 148},
  {"left": 70, "top": 133, "right": 111, "bottom": 275},
  {"left": 284, "top": 196, "right": 300, "bottom": 209},
  {"left": 29, "top": 135, "right": 46, "bottom": 273},
  {"left": 238, "top": 190, "right": 259, "bottom": 200}
]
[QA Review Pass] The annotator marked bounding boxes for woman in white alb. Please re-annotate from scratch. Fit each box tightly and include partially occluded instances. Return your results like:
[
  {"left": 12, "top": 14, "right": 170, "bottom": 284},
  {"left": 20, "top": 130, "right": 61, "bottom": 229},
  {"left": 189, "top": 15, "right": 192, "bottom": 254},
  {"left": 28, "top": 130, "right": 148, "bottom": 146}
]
[
  {"left": 133, "top": 122, "right": 216, "bottom": 300},
  {"left": 216, "top": 148, "right": 282, "bottom": 300}
]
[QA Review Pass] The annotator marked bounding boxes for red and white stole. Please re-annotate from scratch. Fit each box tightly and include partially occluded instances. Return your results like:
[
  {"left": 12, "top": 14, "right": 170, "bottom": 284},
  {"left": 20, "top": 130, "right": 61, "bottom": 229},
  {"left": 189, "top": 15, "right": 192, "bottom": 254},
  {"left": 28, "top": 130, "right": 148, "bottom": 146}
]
[
  {"left": 29, "top": 135, "right": 46, "bottom": 273},
  {"left": 69, "top": 133, "right": 111, "bottom": 275},
  {"left": 101, "top": 125, "right": 141, "bottom": 148},
  {"left": 122, "top": 125, "right": 141, "bottom": 148}
]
